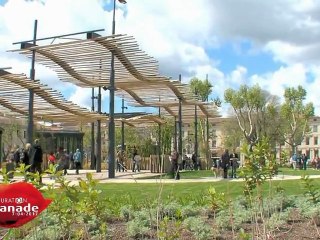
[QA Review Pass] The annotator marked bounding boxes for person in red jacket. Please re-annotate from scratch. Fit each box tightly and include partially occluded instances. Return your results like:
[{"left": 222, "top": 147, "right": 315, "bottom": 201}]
[{"left": 48, "top": 152, "right": 56, "bottom": 166}]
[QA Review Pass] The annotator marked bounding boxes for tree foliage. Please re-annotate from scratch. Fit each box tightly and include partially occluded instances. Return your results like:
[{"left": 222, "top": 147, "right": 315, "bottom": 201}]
[
  {"left": 189, "top": 77, "right": 212, "bottom": 101},
  {"left": 152, "top": 117, "right": 174, "bottom": 155},
  {"left": 280, "top": 85, "right": 314, "bottom": 153},
  {"left": 224, "top": 84, "right": 280, "bottom": 148},
  {"left": 221, "top": 118, "right": 243, "bottom": 150},
  {"left": 189, "top": 77, "right": 213, "bottom": 160}
]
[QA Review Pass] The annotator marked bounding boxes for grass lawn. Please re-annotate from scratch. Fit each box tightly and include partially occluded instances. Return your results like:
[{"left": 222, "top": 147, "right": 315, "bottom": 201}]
[
  {"left": 278, "top": 167, "right": 320, "bottom": 176},
  {"left": 97, "top": 178, "right": 320, "bottom": 203},
  {"left": 140, "top": 167, "right": 320, "bottom": 180}
]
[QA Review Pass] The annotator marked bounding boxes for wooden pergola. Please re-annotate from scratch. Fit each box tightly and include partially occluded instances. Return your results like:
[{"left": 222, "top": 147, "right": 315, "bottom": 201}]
[
  {"left": 0, "top": 71, "right": 165, "bottom": 127},
  {"left": 0, "top": 71, "right": 106, "bottom": 124},
  {"left": 9, "top": 32, "right": 220, "bottom": 173},
  {"left": 11, "top": 34, "right": 220, "bottom": 120}
]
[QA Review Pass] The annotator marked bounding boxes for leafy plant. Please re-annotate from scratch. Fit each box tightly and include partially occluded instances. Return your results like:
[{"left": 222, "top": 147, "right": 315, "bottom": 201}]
[
  {"left": 301, "top": 175, "right": 320, "bottom": 203},
  {"left": 238, "top": 228, "right": 252, "bottom": 240},
  {"left": 183, "top": 216, "right": 212, "bottom": 240},
  {"left": 206, "top": 186, "right": 228, "bottom": 218},
  {"left": 127, "top": 209, "right": 152, "bottom": 238},
  {"left": 239, "top": 138, "right": 278, "bottom": 198},
  {"left": 158, "top": 216, "right": 181, "bottom": 240}
]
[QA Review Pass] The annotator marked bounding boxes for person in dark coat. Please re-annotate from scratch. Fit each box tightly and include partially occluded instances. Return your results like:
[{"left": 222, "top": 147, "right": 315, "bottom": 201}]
[
  {"left": 221, "top": 149, "right": 230, "bottom": 179},
  {"left": 13, "top": 146, "right": 21, "bottom": 168},
  {"left": 171, "top": 148, "right": 180, "bottom": 180},
  {"left": 302, "top": 153, "right": 308, "bottom": 170},
  {"left": 21, "top": 143, "right": 31, "bottom": 170},
  {"left": 229, "top": 149, "right": 239, "bottom": 178},
  {"left": 132, "top": 146, "right": 138, "bottom": 172},
  {"left": 30, "top": 139, "right": 43, "bottom": 183}
]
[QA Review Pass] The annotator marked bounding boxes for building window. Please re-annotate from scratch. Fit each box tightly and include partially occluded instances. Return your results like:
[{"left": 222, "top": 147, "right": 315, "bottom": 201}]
[
  {"left": 315, "top": 137, "right": 318, "bottom": 145},
  {"left": 313, "top": 125, "right": 318, "bottom": 132},
  {"left": 23, "top": 131, "right": 26, "bottom": 138},
  {"left": 212, "top": 140, "right": 216, "bottom": 148},
  {"left": 306, "top": 137, "right": 310, "bottom": 145}
]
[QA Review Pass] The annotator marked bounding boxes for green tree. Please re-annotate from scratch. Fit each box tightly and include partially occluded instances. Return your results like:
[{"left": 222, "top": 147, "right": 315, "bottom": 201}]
[
  {"left": 152, "top": 117, "right": 174, "bottom": 155},
  {"left": 2, "top": 120, "right": 24, "bottom": 150},
  {"left": 189, "top": 77, "right": 213, "bottom": 160},
  {"left": 222, "top": 117, "right": 243, "bottom": 150},
  {"left": 189, "top": 77, "right": 212, "bottom": 102},
  {"left": 224, "top": 84, "right": 280, "bottom": 149},
  {"left": 280, "top": 85, "right": 314, "bottom": 154}
]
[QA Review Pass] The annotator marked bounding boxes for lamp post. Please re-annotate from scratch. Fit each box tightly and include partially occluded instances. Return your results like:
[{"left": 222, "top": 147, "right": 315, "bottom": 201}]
[{"left": 108, "top": 0, "right": 127, "bottom": 178}]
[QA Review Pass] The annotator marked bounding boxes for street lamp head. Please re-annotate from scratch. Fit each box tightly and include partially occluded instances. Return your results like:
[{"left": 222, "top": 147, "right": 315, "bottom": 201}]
[{"left": 118, "top": 0, "right": 127, "bottom": 3}]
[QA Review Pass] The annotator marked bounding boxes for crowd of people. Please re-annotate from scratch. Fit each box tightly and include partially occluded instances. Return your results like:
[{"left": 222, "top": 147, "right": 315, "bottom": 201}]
[
  {"left": 290, "top": 153, "right": 320, "bottom": 170},
  {"left": 5, "top": 139, "right": 83, "bottom": 182},
  {"left": 116, "top": 145, "right": 142, "bottom": 173}
]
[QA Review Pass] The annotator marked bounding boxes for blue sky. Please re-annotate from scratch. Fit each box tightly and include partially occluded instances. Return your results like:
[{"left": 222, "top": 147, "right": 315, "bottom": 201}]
[{"left": 1, "top": 0, "right": 320, "bottom": 117}]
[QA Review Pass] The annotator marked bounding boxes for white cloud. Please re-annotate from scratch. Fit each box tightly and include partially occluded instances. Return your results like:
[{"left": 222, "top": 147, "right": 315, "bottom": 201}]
[
  {"left": 69, "top": 86, "right": 109, "bottom": 111},
  {"left": 2, "top": 0, "right": 320, "bottom": 118}
]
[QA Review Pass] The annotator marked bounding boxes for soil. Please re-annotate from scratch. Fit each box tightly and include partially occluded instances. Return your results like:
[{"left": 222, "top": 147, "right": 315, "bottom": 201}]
[{"left": 107, "top": 215, "right": 320, "bottom": 240}]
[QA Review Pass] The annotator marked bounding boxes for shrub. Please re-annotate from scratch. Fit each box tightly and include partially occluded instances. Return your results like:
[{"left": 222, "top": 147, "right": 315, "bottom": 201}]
[{"left": 183, "top": 216, "right": 213, "bottom": 240}]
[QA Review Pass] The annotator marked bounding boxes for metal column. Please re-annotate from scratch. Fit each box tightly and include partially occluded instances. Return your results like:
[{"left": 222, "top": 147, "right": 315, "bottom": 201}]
[
  {"left": 206, "top": 74, "right": 210, "bottom": 170},
  {"left": 178, "top": 74, "right": 183, "bottom": 165},
  {"left": 194, "top": 92, "right": 198, "bottom": 170},
  {"left": 97, "top": 87, "right": 102, "bottom": 172},
  {"left": 108, "top": 0, "right": 117, "bottom": 178},
  {"left": 27, "top": 20, "right": 37, "bottom": 144},
  {"left": 158, "top": 104, "right": 162, "bottom": 172},
  {"left": 121, "top": 98, "right": 127, "bottom": 151},
  {"left": 91, "top": 88, "right": 95, "bottom": 170}
]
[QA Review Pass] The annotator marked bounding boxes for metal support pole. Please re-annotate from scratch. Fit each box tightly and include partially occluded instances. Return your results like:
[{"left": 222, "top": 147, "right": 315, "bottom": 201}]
[
  {"left": 97, "top": 87, "right": 102, "bottom": 172},
  {"left": 0, "top": 130, "right": 2, "bottom": 165},
  {"left": 194, "top": 91, "right": 198, "bottom": 170},
  {"left": 206, "top": 74, "right": 210, "bottom": 170},
  {"left": 121, "top": 98, "right": 127, "bottom": 151},
  {"left": 206, "top": 98, "right": 210, "bottom": 170},
  {"left": 158, "top": 104, "right": 162, "bottom": 173},
  {"left": 178, "top": 74, "right": 183, "bottom": 166},
  {"left": 108, "top": 0, "right": 117, "bottom": 178},
  {"left": 174, "top": 117, "right": 177, "bottom": 150},
  {"left": 27, "top": 19, "right": 37, "bottom": 144},
  {"left": 91, "top": 88, "right": 95, "bottom": 170}
]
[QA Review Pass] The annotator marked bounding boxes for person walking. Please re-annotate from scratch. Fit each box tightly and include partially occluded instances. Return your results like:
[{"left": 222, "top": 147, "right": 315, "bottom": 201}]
[
  {"left": 56, "top": 147, "right": 68, "bottom": 175},
  {"left": 171, "top": 148, "right": 180, "bottom": 180},
  {"left": 132, "top": 146, "right": 138, "bottom": 172},
  {"left": 229, "top": 149, "right": 239, "bottom": 178},
  {"left": 302, "top": 153, "right": 308, "bottom": 170},
  {"left": 69, "top": 151, "right": 74, "bottom": 170},
  {"left": 73, "top": 148, "right": 82, "bottom": 175},
  {"left": 221, "top": 149, "right": 230, "bottom": 179},
  {"left": 191, "top": 152, "right": 197, "bottom": 170},
  {"left": 13, "top": 145, "right": 21, "bottom": 168},
  {"left": 290, "top": 153, "right": 297, "bottom": 170},
  {"left": 48, "top": 151, "right": 56, "bottom": 167},
  {"left": 21, "top": 143, "right": 31, "bottom": 168},
  {"left": 29, "top": 139, "right": 43, "bottom": 183}
]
